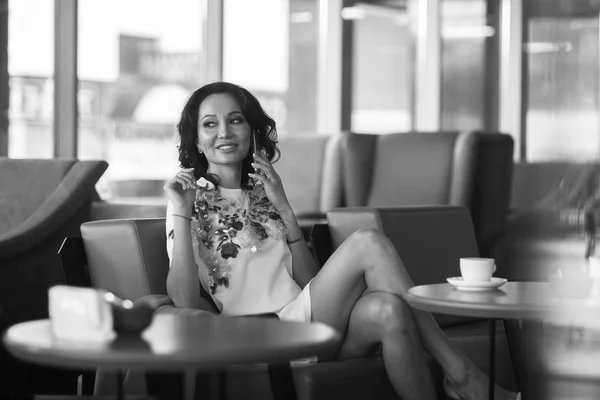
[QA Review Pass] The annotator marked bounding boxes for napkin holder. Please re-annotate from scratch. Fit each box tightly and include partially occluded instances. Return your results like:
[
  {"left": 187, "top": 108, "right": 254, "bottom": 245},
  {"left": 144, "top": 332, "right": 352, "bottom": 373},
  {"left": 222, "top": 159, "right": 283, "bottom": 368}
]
[{"left": 48, "top": 285, "right": 114, "bottom": 342}]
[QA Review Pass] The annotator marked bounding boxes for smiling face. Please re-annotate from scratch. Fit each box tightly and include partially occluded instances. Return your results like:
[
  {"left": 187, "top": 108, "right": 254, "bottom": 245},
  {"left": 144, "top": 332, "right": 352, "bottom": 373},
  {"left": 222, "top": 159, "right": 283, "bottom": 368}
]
[{"left": 197, "top": 93, "right": 252, "bottom": 173}]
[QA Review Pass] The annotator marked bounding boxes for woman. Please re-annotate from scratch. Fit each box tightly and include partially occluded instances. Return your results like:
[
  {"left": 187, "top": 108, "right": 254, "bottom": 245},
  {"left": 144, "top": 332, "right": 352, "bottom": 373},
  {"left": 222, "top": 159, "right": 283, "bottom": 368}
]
[{"left": 164, "top": 81, "right": 518, "bottom": 400}]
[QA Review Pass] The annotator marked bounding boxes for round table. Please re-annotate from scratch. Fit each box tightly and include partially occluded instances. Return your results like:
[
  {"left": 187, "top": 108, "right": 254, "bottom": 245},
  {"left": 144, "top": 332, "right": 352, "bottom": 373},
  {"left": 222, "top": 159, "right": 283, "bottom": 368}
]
[
  {"left": 405, "top": 282, "right": 554, "bottom": 400},
  {"left": 3, "top": 313, "right": 340, "bottom": 400},
  {"left": 405, "top": 281, "right": 554, "bottom": 320}
]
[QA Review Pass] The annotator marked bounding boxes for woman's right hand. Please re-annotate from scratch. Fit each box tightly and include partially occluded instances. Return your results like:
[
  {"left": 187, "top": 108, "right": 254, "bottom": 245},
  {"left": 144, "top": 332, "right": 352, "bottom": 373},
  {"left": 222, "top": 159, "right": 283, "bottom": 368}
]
[{"left": 164, "top": 167, "right": 197, "bottom": 213}]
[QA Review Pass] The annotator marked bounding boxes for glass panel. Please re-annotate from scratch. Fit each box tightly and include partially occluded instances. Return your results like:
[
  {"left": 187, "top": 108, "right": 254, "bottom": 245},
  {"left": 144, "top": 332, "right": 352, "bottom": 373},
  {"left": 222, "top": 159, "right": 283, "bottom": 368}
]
[
  {"left": 8, "top": 0, "right": 54, "bottom": 158},
  {"left": 223, "top": 0, "right": 319, "bottom": 135},
  {"left": 441, "top": 0, "right": 491, "bottom": 130},
  {"left": 524, "top": 0, "right": 600, "bottom": 161},
  {"left": 78, "top": 0, "right": 205, "bottom": 199},
  {"left": 348, "top": 1, "right": 411, "bottom": 133}
]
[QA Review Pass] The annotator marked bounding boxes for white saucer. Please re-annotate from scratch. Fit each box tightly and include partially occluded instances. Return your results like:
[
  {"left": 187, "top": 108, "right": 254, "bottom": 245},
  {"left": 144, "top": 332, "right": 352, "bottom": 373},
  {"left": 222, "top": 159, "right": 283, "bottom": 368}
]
[{"left": 447, "top": 277, "right": 507, "bottom": 291}]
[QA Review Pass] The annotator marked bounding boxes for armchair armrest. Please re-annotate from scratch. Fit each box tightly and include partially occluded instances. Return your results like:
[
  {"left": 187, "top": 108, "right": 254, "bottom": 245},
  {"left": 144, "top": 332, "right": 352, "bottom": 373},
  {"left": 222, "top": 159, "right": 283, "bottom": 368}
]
[
  {"left": 58, "top": 236, "right": 218, "bottom": 317},
  {"left": 0, "top": 160, "right": 107, "bottom": 261},
  {"left": 81, "top": 218, "right": 170, "bottom": 301},
  {"left": 139, "top": 294, "right": 219, "bottom": 316},
  {"left": 295, "top": 211, "right": 326, "bottom": 220}
]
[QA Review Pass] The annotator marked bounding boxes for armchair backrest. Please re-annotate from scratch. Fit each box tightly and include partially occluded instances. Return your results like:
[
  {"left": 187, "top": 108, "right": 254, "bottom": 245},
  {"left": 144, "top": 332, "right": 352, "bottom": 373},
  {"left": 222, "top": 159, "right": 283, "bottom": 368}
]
[
  {"left": 0, "top": 158, "right": 106, "bottom": 234},
  {"left": 341, "top": 131, "right": 478, "bottom": 208},
  {"left": 80, "top": 218, "right": 169, "bottom": 301},
  {"left": 276, "top": 134, "right": 343, "bottom": 215},
  {"left": 339, "top": 132, "right": 514, "bottom": 257}
]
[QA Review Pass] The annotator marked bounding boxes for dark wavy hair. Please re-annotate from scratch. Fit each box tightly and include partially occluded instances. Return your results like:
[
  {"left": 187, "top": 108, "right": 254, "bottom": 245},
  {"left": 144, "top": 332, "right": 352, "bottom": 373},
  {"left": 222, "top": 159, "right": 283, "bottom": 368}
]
[{"left": 177, "top": 81, "right": 280, "bottom": 187}]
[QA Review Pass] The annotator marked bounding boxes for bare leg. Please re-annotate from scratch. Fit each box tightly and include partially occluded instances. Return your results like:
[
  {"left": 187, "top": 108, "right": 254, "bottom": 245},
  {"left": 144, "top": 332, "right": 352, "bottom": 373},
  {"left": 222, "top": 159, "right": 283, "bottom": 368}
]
[
  {"left": 337, "top": 292, "right": 436, "bottom": 400},
  {"left": 310, "top": 229, "right": 516, "bottom": 400}
]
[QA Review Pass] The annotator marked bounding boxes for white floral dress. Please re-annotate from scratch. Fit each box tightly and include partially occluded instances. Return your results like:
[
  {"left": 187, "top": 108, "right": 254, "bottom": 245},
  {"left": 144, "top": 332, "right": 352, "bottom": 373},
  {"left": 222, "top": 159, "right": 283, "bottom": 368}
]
[{"left": 166, "top": 177, "right": 312, "bottom": 321}]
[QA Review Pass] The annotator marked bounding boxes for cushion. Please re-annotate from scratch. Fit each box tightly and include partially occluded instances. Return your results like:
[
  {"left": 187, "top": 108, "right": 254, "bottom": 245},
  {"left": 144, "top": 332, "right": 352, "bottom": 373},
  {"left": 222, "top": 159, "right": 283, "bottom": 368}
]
[{"left": 368, "top": 133, "right": 460, "bottom": 207}]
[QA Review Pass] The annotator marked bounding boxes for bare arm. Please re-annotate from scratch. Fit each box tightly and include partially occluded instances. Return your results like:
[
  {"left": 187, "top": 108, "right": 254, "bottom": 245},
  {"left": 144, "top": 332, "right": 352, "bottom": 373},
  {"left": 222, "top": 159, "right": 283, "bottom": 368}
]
[
  {"left": 164, "top": 170, "right": 217, "bottom": 311},
  {"left": 166, "top": 211, "right": 201, "bottom": 309},
  {"left": 166, "top": 207, "right": 219, "bottom": 312},
  {"left": 279, "top": 207, "right": 320, "bottom": 288}
]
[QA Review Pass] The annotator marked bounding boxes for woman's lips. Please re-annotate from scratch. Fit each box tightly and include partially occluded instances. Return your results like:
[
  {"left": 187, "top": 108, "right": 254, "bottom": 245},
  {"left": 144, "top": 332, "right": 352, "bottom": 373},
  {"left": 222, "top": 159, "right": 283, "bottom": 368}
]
[{"left": 216, "top": 144, "right": 238, "bottom": 152}]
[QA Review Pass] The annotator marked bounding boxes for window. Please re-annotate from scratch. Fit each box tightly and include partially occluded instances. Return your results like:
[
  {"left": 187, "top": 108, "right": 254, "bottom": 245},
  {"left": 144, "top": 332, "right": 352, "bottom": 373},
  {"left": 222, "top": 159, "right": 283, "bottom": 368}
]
[
  {"left": 223, "top": 0, "right": 319, "bottom": 135},
  {"left": 347, "top": 2, "right": 411, "bottom": 133},
  {"left": 441, "top": 0, "right": 492, "bottom": 130},
  {"left": 78, "top": 0, "right": 206, "bottom": 199},
  {"left": 524, "top": 0, "right": 600, "bottom": 161},
  {"left": 8, "top": 0, "right": 54, "bottom": 158}
]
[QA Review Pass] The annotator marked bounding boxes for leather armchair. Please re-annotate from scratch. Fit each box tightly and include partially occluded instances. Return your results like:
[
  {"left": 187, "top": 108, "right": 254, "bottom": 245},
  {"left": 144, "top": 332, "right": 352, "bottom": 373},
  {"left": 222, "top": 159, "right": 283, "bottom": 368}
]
[
  {"left": 339, "top": 132, "right": 514, "bottom": 272},
  {"left": 0, "top": 157, "right": 108, "bottom": 398},
  {"left": 69, "top": 205, "right": 517, "bottom": 399}
]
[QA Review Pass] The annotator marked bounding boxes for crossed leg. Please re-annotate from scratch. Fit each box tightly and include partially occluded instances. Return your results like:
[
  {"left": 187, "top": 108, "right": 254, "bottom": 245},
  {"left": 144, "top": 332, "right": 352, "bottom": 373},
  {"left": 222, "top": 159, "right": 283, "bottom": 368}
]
[
  {"left": 309, "top": 229, "right": 516, "bottom": 400},
  {"left": 336, "top": 291, "right": 436, "bottom": 399}
]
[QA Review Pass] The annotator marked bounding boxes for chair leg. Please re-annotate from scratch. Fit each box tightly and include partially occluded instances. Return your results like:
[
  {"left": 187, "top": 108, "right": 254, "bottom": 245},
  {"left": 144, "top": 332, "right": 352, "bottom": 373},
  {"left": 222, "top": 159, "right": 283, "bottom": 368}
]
[
  {"left": 78, "top": 371, "right": 96, "bottom": 395},
  {"left": 57, "top": 237, "right": 92, "bottom": 287},
  {"left": 267, "top": 363, "right": 297, "bottom": 400},
  {"left": 217, "top": 371, "right": 227, "bottom": 400}
]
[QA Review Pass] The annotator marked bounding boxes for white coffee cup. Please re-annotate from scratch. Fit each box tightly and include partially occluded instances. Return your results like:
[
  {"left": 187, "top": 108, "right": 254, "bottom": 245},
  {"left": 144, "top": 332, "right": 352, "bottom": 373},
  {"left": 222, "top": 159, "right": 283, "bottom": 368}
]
[{"left": 460, "top": 258, "right": 496, "bottom": 282}]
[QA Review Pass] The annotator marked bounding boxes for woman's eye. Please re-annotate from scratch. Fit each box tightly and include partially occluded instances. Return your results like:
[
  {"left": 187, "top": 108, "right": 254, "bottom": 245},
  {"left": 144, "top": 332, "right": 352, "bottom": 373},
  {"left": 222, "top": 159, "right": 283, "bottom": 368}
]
[
  {"left": 230, "top": 118, "right": 242, "bottom": 124},
  {"left": 203, "top": 121, "right": 216, "bottom": 128}
]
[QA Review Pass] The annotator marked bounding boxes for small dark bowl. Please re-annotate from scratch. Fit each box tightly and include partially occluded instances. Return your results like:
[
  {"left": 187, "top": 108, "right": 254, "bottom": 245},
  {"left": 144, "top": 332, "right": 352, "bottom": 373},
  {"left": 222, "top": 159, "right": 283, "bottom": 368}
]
[{"left": 105, "top": 293, "right": 156, "bottom": 335}]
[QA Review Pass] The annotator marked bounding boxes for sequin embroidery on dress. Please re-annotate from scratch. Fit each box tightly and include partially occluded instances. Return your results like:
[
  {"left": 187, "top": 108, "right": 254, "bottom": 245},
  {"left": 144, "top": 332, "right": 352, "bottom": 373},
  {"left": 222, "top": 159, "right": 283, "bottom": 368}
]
[{"left": 191, "top": 177, "right": 287, "bottom": 294}]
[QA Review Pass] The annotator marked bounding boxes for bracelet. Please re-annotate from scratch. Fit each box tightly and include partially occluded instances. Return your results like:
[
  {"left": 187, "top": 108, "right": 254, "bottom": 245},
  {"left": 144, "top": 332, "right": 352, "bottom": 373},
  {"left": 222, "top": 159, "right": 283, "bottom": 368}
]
[
  {"left": 172, "top": 213, "right": 192, "bottom": 222},
  {"left": 286, "top": 232, "right": 303, "bottom": 245}
]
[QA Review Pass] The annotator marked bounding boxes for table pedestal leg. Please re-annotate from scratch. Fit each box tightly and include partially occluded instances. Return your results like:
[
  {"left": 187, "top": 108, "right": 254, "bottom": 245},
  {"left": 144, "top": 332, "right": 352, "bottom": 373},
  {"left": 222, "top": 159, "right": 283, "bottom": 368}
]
[
  {"left": 268, "top": 363, "right": 297, "bottom": 400},
  {"left": 116, "top": 371, "right": 124, "bottom": 400},
  {"left": 217, "top": 371, "right": 227, "bottom": 400},
  {"left": 489, "top": 319, "right": 496, "bottom": 400},
  {"left": 504, "top": 319, "right": 523, "bottom": 392},
  {"left": 184, "top": 369, "right": 196, "bottom": 400},
  {"left": 521, "top": 321, "right": 546, "bottom": 400}
]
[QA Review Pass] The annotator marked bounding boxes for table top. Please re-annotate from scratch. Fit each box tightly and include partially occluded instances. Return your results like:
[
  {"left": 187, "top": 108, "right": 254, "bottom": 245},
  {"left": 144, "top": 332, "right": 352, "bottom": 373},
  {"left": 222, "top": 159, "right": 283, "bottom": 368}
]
[
  {"left": 2, "top": 314, "right": 340, "bottom": 371},
  {"left": 405, "top": 282, "right": 556, "bottom": 320}
]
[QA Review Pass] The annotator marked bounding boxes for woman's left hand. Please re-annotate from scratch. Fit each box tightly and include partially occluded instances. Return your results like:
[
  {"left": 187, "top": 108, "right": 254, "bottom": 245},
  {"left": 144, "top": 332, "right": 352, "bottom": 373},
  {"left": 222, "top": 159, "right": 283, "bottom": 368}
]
[{"left": 249, "top": 152, "right": 292, "bottom": 213}]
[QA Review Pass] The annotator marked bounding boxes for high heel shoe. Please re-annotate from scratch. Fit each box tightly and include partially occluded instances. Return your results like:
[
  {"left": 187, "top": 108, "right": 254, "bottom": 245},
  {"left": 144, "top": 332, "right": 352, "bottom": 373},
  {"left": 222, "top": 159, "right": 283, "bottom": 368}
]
[
  {"left": 443, "top": 377, "right": 521, "bottom": 400},
  {"left": 443, "top": 377, "right": 461, "bottom": 400}
]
